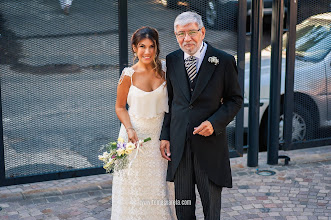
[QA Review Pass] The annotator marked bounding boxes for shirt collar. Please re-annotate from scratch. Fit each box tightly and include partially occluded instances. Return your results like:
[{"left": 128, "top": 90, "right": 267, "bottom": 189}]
[{"left": 184, "top": 42, "right": 205, "bottom": 60}]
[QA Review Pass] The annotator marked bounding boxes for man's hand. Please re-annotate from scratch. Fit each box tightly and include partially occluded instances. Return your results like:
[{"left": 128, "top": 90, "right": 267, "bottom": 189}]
[
  {"left": 160, "top": 140, "right": 171, "bottom": 161},
  {"left": 193, "top": 121, "right": 214, "bottom": 137}
]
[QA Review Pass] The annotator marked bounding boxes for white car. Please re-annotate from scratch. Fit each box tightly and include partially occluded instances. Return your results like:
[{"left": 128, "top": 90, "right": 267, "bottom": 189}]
[{"left": 243, "top": 12, "right": 331, "bottom": 151}]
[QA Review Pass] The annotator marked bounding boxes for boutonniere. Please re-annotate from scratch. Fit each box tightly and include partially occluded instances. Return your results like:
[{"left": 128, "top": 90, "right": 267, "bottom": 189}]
[{"left": 208, "top": 56, "right": 219, "bottom": 65}]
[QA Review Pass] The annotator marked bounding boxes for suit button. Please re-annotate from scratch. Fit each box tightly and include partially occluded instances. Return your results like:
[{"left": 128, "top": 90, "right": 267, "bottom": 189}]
[{"left": 189, "top": 105, "right": 193, "bottom": 109}]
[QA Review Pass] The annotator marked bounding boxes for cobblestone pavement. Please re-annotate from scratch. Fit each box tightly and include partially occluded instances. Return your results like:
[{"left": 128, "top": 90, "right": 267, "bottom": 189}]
[{"left": 1, "top": 145, "right": 331, "bottom": 220}]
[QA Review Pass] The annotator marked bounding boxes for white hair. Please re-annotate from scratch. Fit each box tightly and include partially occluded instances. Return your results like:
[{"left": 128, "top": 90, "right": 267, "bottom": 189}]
[{"left": 174, "top": 11, "right": 204, "bottom": 32}]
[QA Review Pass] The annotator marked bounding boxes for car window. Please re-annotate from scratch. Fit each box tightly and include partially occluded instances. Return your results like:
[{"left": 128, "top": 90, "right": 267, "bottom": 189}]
[{"left": 295, "top": 22, "right": 331, "bottom": 62}]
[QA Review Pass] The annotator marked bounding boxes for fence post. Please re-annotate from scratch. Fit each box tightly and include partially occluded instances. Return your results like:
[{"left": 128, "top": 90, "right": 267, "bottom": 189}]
[
  {"left": 283, "top": 0, "right": 297, "bottom": 151},
  {"left": 267, "top": 0, "right": 284, "bottom": 165},
  {"left": 235, "top": 0, "right": 247, "bottom": 156},
  {"left": 0, "top": 88, "right": 5, "bottom": 186},
  {"left": 118, "top": 0, "right": 128, "bottom": 74},
  {"left": 247, "top": 0, "right": 263, "bottom": 167}
]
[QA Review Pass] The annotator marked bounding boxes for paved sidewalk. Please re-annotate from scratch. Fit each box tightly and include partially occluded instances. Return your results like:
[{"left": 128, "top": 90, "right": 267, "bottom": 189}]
[{"left": 0, "top": 145, "right": 331, "bottom": 220}]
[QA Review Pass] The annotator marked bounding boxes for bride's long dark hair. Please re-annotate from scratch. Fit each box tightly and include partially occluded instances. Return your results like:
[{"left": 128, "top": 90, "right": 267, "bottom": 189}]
[{"left": 131, "top": 27, "right": 164, "bottom": 79}]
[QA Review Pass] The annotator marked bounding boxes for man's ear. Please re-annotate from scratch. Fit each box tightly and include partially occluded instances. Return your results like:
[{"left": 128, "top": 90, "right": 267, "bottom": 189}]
[{"left": 201, "top": 27, "right": 206, "bottom": 39}]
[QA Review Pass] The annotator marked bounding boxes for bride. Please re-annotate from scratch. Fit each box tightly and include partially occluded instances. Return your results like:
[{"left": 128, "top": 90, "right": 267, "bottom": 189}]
[{"left": 111, "top": 26, "right": 176, "bottom": 220}]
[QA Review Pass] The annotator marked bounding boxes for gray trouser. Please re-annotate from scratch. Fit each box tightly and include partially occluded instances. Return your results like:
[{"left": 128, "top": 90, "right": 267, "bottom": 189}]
[{"left": 174, "top": 142, "right": 223, "bottom": 220}]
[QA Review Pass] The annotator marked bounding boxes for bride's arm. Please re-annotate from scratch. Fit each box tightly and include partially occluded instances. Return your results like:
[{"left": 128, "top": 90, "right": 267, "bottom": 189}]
[{"left": 115, "top": 75, "right": 138, "bottom": 143}]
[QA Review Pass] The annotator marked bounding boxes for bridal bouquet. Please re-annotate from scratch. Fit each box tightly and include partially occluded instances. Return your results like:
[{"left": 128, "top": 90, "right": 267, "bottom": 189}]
[{"left": 98, "top": 137, "right": 151, "bottom": 173}]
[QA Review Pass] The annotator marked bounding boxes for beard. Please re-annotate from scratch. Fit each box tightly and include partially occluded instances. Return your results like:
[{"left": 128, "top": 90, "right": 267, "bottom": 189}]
[{"left": 180, "top": 41, "right": 201, "bottom": 55}]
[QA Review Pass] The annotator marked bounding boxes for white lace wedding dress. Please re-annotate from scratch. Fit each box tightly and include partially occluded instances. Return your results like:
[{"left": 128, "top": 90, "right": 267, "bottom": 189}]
[{"left": 111, "top": 65, "right": 177, "bottom": 220}]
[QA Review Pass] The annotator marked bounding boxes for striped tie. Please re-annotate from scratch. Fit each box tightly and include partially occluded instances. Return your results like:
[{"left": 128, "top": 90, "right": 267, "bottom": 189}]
[{"left": 185, "top": 56, "right": 197, "bottom": 82}]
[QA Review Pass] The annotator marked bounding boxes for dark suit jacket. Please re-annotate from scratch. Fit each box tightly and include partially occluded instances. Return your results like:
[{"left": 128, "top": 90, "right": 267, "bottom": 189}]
[{"left": 160, "top": 44, "right": 243, "bottom": 188}]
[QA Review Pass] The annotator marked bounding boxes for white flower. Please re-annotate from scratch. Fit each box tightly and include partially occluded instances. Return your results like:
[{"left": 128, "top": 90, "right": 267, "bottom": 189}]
[
  {"left": 98, "top": 152, "right": 110, "bottom": 163},
  {"left": 98, "top": 155, "right": 105, "bottom": 161},
  {"left": 116, "top": 148, "right": 125, "bottom": 156},
  {"left": 124, "top": 142, "right": 135, "bottom": 155},
  {"left": 208, "top": 56, "right": 219, "bottom": 65},
  {"left": 126, "top": 142, "right": 135, "bottom": 150},
  {"left": 125, "top": 148, "right": 133, "bottom": 155},
  {"left": 103, "top": 159, "right": 114, "bottom": 170},
  {"left": 117, "top": 137, "right": 124, "bottom": 143},
  {"left": 108, "top": 158, "right": 114, "bottom": 164}
]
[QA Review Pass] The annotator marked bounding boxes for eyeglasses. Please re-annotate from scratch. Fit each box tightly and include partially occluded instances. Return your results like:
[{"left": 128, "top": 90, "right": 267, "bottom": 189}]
[{"left": 175, "top": 29, "right": 201, "bottom": 38}]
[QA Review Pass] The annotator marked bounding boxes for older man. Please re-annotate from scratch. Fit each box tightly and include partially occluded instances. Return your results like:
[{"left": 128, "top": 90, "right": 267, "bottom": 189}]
[{"left": 160, "top": 11, "right": 243, "bottom": 220}]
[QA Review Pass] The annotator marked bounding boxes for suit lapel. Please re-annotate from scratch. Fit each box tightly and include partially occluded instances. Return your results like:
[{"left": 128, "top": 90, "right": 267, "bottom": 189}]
[
  {"left": 190, "top": 45, "right": 217, "bottom": 104},
  {"left": 173, "top": 50, "right": 191, "bottom": 102}
]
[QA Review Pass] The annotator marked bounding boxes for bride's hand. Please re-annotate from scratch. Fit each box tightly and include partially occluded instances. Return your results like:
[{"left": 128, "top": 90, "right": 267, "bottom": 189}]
[{"left": 126, "top": 128, "right": 138, "bottom": 143}]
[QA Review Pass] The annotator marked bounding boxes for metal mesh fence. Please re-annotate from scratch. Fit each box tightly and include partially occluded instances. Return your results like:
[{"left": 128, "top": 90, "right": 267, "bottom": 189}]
[
  {"left": 0, "top": 0, "right": 242, "bottom": 181},
  {"left": 127, "top": 0, "right": 238, "bottom": 150},
  {"left": 1, "top": 0, "right": 119, "bottom": 178},
  {"left": 242, "top": 1, "right": 331, "bottom": 150},
  {"left": 291, "top": 2, "right": 331, "bottom": 143}
]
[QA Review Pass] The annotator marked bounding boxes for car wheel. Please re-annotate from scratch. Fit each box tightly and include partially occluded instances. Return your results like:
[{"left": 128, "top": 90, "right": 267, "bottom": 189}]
[{"left": 260, "top": 103, "right": 316, "bottom": 151}]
